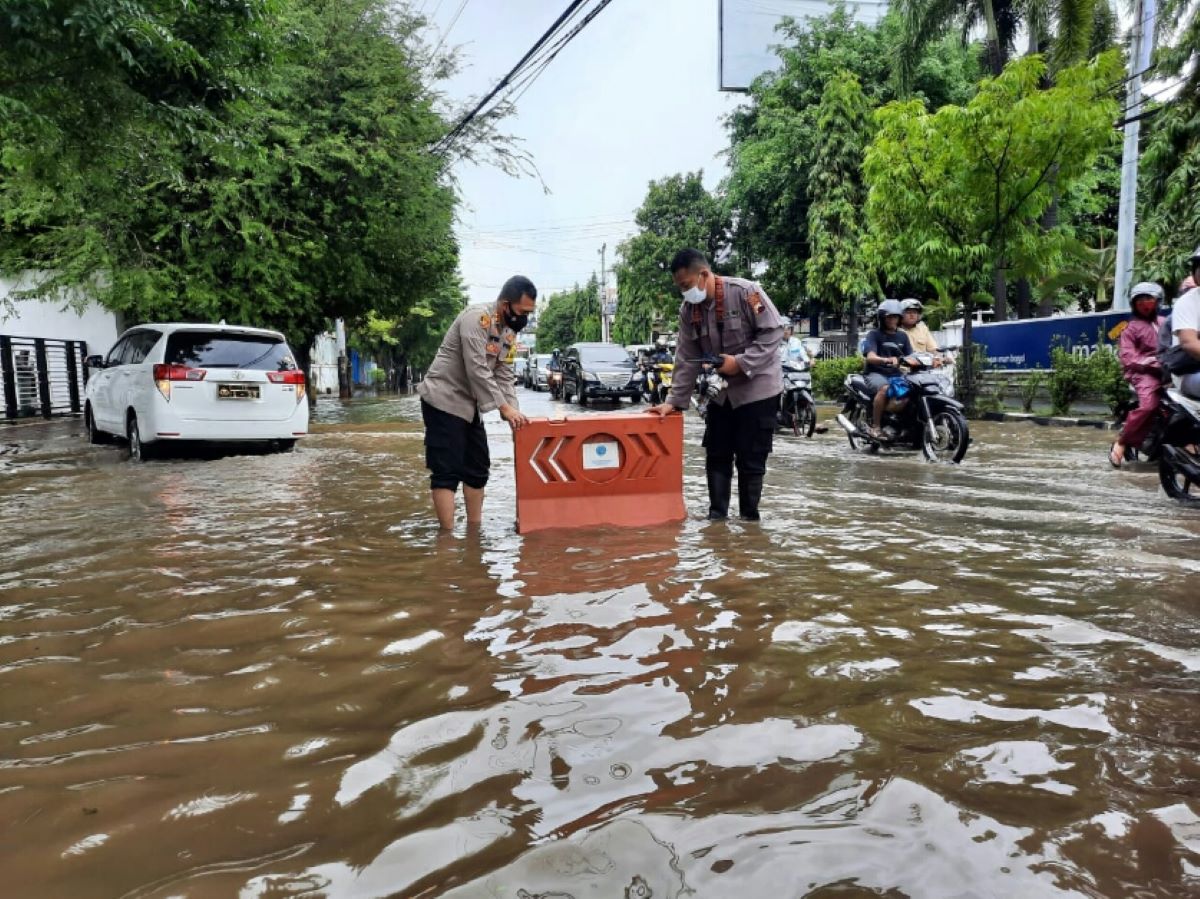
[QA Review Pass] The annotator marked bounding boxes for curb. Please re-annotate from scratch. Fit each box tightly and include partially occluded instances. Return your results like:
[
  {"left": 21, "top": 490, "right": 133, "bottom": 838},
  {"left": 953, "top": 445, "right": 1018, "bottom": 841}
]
[{"left": 978, "top": 411, "right": 1116, "bottom": 430}]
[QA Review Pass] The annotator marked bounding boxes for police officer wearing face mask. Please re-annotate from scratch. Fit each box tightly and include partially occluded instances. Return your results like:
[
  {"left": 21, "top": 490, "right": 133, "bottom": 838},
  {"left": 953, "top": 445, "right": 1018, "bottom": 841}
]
[
  {"left": 418, "top": 275, "right": 537, "bottom": 530},
  {"left": 648, "top": 249, "right": 785, "bottom": 521}
]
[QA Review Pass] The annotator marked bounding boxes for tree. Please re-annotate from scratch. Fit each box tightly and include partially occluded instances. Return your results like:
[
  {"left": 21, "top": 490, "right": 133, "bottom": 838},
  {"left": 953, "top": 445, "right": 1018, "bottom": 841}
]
[
  {"left": 806, "top": 71, "right": 876, "bottom": 349},
  {"left": 1138, "top": 0, "right": 1200, "bottom": 289},
  {"left": 725, "top": 6, "right": 978, "bottom": 321},
  {"left": 611, "top": 172, "right": 734, "bottom": 345},
  {"left": 864, "top": 53, "right": 1122, "bottom": 406},
  {"left": 536, "top": 277, "right": 601, "bottom": 352},
  {"left": 1, "top": 0, "right": 481, "bottom": 386}
]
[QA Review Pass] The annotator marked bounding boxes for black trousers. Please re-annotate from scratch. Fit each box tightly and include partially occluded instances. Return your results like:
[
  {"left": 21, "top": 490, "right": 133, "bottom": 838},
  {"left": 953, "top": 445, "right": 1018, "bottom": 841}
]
[
  {"left": 421, "top": 400, "right": 490, "bottom": 491},
  {"left": 702, "top": 394, "right": 779, "bottom": 477}
]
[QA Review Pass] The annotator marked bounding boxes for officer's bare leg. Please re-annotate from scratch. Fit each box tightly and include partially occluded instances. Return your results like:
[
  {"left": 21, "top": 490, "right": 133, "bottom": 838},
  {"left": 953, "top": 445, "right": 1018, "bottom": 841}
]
[
  {"left": 463, "top": 485, "right": 484, "bottom": 525},
  {"left": 431, "top": 488, "right": 457, "bottom": 530}
]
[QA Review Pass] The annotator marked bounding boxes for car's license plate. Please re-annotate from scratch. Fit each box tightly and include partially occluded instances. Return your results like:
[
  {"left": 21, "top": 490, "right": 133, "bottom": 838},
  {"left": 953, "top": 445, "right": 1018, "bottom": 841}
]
[{"left": 217, "top": 383, "right": 259, "bottom": 400}]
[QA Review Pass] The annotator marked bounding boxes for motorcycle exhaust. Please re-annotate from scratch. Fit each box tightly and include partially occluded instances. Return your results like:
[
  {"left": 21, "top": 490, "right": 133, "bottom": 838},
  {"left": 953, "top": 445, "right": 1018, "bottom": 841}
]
[{"left": 835, "top": 413, "right": 857, "bottom": 435}]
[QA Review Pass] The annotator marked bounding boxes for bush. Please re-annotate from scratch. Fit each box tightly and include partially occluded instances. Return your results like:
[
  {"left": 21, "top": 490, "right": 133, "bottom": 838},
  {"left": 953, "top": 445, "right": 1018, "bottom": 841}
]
[
  {"left": 370, "top": 367, "right": 387, "bottom": 385},
  {"left": 1087, "top": 347, "right": 1126, "bottom": 415},
  {"left": 811, "top": 355, "right": 864, "bottom": 399},
  {"left": 1020, "top": 369, "right": 1043, "bottom": 413},
  {"left": 1048, "top": 346, "right": 1092, "bottom": 415}
]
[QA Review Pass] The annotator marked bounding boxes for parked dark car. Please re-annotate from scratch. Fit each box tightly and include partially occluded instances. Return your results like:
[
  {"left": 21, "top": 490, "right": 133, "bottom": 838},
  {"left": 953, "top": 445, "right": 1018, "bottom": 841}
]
[{"left": 561, "top": 342, "right": 640, "bottom": 405}]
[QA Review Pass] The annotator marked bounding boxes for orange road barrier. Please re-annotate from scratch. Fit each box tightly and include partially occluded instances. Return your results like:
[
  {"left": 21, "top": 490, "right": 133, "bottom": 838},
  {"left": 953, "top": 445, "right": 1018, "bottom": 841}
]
[{"left": 513, "top": 413, "right": 686, "bottom": 533}]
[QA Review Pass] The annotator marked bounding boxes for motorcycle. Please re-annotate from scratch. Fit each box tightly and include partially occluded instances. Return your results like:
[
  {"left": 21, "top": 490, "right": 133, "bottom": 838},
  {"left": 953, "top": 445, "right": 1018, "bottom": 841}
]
[
  {"left": 778, "top": 358, "right": 817, "bottom": 437},
  {"left": 637, "top": 358, "right": 674, "bottom": 404},
  {"left": 835, "top": 349, "right": 971, "bottom": 463},
  {"left": 1156, "top": 387, "right": 1200, "bottom": 505}
]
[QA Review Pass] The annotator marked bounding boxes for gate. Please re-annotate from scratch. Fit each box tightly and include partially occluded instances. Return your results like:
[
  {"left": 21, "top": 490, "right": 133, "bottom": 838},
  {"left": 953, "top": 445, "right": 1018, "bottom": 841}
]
[{"left": 0, "top": 336, "right": 89, "bottom": 421}]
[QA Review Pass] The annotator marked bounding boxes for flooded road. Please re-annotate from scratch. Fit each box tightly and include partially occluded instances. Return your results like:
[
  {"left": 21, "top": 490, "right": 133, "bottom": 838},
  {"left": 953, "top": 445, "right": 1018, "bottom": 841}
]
[{"left": 2, "top": 390, "right": 1198, "bottom": 898}]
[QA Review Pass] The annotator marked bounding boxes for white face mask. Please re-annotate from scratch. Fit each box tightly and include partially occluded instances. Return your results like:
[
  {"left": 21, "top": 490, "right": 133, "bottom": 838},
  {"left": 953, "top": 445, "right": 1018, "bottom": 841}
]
[{"left": 681, "top": 274, "right": 707, "bottom": 305}]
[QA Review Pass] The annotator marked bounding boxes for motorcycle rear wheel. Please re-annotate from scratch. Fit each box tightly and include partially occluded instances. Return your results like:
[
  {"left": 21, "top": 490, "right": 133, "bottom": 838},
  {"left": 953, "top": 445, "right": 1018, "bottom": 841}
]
[
  {"left": 1158, "top": 452, "right": 1200, "bottom": 505},
  {"left": 922, "top": 410, "right": 969, "bottom": 463}
]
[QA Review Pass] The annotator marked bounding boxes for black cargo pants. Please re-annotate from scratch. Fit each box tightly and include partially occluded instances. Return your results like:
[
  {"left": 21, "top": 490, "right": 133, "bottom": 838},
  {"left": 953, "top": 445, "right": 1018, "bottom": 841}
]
[{"left": 702, "top": 394, "right": 779, "bottom": 478}]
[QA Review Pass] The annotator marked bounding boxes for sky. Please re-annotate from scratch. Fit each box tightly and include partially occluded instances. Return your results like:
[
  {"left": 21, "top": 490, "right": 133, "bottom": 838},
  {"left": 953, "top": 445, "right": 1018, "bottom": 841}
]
[{"left": 423, "top": 0, "right": 746, "bottom": 306}]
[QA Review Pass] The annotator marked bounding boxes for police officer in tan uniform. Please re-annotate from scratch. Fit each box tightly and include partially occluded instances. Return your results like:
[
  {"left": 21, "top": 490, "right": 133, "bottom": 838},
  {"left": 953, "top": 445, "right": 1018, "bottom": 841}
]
[
  {"left": 418, "top": 275, "right": 537, "bottom": 529},
  {"left": 649, "top": 249, "right": 785, "bottom": 521}
]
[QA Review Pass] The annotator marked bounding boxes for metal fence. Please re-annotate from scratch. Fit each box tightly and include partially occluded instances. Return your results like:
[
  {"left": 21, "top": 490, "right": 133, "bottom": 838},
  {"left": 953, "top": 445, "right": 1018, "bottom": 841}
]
[
  {"left": 817, "top": 336, "right": 856, "bottom": 359},
  {"left": 1, "top": 336, "right": 89, "bottom": 422}
]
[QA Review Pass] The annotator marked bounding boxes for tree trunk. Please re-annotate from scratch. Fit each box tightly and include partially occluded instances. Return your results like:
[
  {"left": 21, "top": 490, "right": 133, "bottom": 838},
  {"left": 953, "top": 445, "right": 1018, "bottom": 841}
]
[
  {"left": 1036, "top": 173, "right": 1061, "bottom": 317},
  {"left": 1015, "top": 277, "right": 1033, "bottom": 319},
  {"left": 845, "top": 297, "right": 860, "bottom": 355},
  {"left": 809, "top": 299, "right": 821, "bottom": 338},
  {"left": 993, "top": 263, "right": 1008, "bottom": 322}
]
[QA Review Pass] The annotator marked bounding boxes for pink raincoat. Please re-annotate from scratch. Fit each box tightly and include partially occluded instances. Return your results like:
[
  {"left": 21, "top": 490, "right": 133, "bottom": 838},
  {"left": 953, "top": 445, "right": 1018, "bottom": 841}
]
[{"left": 1118, "top": 315, "right": 1165, "bottom": 447}]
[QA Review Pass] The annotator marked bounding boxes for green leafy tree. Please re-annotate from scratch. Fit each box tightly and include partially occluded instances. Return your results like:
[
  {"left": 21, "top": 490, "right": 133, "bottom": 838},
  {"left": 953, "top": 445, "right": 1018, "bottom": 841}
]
[
  {"left": 612, "top": 172, "right": 734, "bottom": 345},
  {"left": 536, "top": 277, "right": 601, "bottom": 352},
  {"left": 864, "top": 53, "right": 1122, "bottom": 406},
  {"left": 0, "top": 0, "right": 501, "bottom": 383},
  {"left": 725, "top": 6, "right": 978, "bottom": 322},
  {"left": 806, "top": 71, "right": 876, "bottom": 348}
]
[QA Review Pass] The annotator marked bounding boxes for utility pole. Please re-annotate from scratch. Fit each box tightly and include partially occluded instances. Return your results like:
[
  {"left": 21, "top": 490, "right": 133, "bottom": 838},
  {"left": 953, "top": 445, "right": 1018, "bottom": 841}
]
[
  {"left": 598, "top": 242, "right": 609, "bottom": 343},
  {"left": 1113, "top": 0, "right": 1157, "bottom": 312}
]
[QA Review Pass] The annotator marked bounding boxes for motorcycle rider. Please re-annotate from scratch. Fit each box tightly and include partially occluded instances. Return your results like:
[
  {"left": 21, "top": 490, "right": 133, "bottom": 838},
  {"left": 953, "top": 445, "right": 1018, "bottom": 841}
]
[
  {"left": 863, "top": 299, "right": 918, "bottom": 438},
  {"left": 899, "top": 299, "right": 943, "bottom": 363},
  {"left": 1171, "top": 247, "right": 1200, "bottom": 399},
  {"left": 1109, "top": 282, "right": 1166, "bottom": 467},
  {"left": 649, "top": 248, "right": 785, "bottom": 521},
  {"left": 779, "top": 322, "right": 808, "bottom": 364}
]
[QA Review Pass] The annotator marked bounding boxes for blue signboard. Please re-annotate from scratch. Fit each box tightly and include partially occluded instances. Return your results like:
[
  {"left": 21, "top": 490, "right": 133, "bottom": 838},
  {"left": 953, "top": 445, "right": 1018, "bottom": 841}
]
[{"left": 969, "top": 311, "right": 1130, "bottom": 370}]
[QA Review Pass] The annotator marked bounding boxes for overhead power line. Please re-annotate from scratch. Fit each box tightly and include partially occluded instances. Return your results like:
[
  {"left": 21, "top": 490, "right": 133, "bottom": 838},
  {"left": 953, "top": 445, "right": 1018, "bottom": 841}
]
[{"left": 434, "top": 0, "right": 614, "bottom": 156}]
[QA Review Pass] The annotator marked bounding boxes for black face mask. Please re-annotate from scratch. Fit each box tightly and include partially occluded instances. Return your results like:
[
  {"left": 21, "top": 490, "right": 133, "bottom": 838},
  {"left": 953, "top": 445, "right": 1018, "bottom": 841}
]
[{"left": 503, "top": 304, "right": 529, "bottom": 332}]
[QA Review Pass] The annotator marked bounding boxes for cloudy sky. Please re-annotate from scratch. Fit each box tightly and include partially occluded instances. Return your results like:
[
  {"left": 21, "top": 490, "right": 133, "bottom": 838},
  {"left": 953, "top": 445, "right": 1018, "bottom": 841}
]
[{"left": 424, "top": 0, "right": 746, "bottom": 306}]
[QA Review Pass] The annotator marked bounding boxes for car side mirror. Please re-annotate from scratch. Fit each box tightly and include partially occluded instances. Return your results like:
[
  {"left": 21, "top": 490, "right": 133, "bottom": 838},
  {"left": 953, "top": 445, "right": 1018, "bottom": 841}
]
[{"left": 85, "top": 355, "right": 105, "bottom": 369}]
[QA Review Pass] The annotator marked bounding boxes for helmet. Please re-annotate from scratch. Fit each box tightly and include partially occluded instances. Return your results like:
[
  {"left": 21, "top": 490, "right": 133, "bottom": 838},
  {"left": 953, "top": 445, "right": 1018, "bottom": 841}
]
[
  {"left": 1129, "top": 281, "right": 1164, "bottom": 303},
  {"left": 899, "top": 298, "right": 923, "bottom": 312},
  {"left": 656, "top": 335, "right": 668, "bottom": 347},
  {"left": 876, "top": 299, "right": 903, "bottom": 325}
]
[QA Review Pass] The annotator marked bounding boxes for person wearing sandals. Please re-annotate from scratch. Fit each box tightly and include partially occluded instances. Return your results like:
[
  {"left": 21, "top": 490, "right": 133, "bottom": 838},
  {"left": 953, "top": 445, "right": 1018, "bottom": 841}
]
[{"left": 1109, "top": 282, "right": 1166, "bottom": 468}]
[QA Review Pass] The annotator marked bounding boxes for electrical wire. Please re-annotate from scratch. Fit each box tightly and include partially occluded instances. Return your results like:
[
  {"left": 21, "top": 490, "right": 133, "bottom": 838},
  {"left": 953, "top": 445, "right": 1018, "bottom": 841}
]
[
  {"left": 433, "top": 0, "right": 593, "bottom": 155},
  {"left": 429, "top": 0, "right": 471, "bottom": 60}
]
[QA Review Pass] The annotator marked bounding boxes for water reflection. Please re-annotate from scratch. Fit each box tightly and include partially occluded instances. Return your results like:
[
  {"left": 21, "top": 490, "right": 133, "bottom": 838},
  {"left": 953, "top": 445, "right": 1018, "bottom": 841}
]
[{"left": 1, "top": 410, "right": 1198, "bottom": 897}]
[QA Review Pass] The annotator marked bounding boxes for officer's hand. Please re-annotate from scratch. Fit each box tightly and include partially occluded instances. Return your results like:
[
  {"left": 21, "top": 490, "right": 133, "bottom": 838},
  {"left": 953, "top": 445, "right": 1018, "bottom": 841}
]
[
  {"left": 647, "top": 403, "right": 678, "bottom": 419},
  {"left": 499, "top": 404, "right": 528, "bottom": 430},
  {"left": 717, "top": 354, "right": 741, "bottom": 376}
]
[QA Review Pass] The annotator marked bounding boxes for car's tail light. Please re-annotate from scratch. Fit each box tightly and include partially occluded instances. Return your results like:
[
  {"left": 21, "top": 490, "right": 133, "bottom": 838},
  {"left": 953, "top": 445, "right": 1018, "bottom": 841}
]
[
  {"left": 152, "top": 363, "right": 206, "bottom": 401},
  {"left": 267, "top": 370, "right": 306, "bottom": 402}
]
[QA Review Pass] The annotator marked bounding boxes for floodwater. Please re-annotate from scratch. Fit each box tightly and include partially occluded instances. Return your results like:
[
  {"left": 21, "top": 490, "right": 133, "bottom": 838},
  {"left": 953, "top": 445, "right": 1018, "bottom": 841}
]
[{"left": 1, "top": 390, "right": 1198, "bottom": 898}]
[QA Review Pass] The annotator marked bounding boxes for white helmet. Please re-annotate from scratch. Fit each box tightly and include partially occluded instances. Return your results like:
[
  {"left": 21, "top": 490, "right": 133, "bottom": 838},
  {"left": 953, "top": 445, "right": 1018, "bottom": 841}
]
[{"left": 899, "top": 298, "right": 923, "bottom": 312}]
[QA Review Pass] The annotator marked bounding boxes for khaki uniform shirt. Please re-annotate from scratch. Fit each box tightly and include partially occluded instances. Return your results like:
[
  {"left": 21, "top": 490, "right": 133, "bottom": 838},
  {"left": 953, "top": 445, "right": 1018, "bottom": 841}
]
[
  {"left": 902, "top": 321, "right": 940, "bottom": 353},
  {"left": 667, "top": 276, "right": 786, "bottom": 410},
  {"left": 418, "top": 303, "right": 519, "bottom": 422}
]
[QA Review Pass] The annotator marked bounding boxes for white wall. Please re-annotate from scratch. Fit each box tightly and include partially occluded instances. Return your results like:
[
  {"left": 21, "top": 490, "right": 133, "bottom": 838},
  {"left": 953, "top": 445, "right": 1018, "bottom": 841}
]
[{"left": 1, "top": 273, "right": 120, "bottom": 356}]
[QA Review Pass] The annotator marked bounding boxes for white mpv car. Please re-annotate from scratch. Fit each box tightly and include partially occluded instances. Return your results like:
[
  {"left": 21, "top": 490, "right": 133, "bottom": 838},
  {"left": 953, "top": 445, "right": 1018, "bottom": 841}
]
[{"left": 84, "top": 323, "right": 309, "bottom": 461}]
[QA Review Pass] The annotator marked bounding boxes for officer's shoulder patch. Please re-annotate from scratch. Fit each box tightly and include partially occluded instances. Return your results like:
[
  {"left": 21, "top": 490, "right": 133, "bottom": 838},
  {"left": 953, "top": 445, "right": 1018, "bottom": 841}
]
[
  {"left": 479, "top": 312, "right": 492, "bottom": 329},
  {"left": 750, "top": 293, "right": 765, "bottom": 314}
]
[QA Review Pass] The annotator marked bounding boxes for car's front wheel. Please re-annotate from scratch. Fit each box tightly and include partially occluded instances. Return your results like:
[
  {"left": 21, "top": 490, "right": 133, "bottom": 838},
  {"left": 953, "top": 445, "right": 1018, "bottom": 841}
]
[{"left": 126, "top": 413, "right": 156, "bottom": 462}]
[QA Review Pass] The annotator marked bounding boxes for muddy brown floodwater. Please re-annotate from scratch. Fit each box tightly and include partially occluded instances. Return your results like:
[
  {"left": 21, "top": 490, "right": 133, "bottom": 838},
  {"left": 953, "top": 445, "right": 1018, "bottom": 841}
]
[{"left": 1, "top": 390, "right": 1198, "bottom": 898}]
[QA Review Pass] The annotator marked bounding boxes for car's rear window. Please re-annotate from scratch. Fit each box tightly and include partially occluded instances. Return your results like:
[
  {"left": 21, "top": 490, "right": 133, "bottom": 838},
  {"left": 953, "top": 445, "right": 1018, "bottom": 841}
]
[
  {"left": 165, "top": 331, "right": 296, "bottom": 370},
  {"left": 580, "top": 348, "right": 630, "bottom": 365}
]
